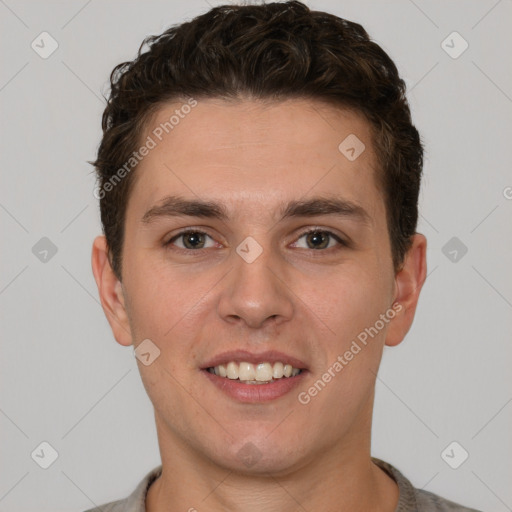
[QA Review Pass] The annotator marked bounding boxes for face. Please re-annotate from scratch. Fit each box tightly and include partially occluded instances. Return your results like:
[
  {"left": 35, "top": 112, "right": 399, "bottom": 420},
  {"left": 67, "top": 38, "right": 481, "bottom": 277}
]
[{"left": 93, "top": 98, "right": 426, "bottom": 476}]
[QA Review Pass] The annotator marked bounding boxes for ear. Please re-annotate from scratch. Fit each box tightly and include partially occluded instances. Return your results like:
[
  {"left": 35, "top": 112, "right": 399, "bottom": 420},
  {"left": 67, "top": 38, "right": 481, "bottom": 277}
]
[
  {"left": 385, "top": 233, "right": 427, "bottom": 347},
  {"left": 91, "top": 235, "right": 133, "bottom": 347}
]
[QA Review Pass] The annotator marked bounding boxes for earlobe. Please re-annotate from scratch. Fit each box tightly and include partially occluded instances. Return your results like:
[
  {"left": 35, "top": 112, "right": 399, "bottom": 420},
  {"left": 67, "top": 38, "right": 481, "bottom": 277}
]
[
  {"left": 385, "top": 234, "right": 427, "bottom": 347},
  {"left": 91, "top": 235, "right": 133, "bottom": 347}
]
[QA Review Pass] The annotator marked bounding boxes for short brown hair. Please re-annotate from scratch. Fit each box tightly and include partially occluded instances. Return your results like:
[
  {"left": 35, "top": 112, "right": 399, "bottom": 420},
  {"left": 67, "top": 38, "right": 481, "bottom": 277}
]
[{"left": 91, "top": 0, "right": 423, "bottom": 280}]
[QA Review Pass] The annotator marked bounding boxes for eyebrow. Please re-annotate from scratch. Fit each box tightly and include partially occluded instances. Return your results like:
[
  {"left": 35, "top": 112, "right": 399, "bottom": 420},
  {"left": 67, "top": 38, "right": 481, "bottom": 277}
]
[{"left": 141, "top": 194, "right": 371, "bottom": 226}]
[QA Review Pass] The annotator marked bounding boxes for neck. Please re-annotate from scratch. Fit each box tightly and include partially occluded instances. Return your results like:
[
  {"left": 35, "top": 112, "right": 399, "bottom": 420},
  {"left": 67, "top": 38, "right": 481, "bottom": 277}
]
[{"left": 146, "top": 415, "right": 398, "bottom": 512}]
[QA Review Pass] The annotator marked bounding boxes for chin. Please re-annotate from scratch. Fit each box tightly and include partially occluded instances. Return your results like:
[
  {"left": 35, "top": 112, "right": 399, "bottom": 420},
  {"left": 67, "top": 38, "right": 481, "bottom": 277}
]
[{"left": 207, "top": 432, "right": 309, "bottom": 476}]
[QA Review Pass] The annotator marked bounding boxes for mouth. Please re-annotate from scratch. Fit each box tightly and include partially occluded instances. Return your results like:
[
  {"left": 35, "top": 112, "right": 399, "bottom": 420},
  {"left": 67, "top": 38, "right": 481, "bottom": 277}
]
[{"left": 200, "top": 350, "right": 308, "bottom": 402}]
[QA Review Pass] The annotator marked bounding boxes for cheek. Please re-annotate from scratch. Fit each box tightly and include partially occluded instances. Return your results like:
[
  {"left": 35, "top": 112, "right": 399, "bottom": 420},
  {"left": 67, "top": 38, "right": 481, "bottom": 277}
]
[
  {"left": 310, "top": 264, "right": 392, "bottom": 340},
  {"left": 300, "top": 264, "right": 393, "bottom": 400},
  {"left": 123, "top": 261, "right": 215, "bottom": 376},
  {"left": 297, "top": 275, "right": 390, "bottom": 425},
  {"left": 122, "top": 253, "right": 189, "bottom": 336}
]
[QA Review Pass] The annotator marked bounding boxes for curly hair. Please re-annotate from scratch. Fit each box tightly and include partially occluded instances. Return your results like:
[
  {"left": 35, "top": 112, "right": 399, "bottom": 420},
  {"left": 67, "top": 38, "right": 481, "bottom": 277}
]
[{"left": 90, "top": 0, "right": 423, "bottom": 280}]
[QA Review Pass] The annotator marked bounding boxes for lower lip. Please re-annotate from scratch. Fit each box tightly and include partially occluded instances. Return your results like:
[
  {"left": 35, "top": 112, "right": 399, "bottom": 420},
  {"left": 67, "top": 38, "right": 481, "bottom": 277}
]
[{"left": 201, "top": 369, "right": 308, "bottom": 403}]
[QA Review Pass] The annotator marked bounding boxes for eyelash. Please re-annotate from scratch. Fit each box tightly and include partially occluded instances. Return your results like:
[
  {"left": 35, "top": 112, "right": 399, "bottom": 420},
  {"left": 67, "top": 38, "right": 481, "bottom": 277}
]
[{"left": 163, "top": 227, "right": 348, "bottom": 253}]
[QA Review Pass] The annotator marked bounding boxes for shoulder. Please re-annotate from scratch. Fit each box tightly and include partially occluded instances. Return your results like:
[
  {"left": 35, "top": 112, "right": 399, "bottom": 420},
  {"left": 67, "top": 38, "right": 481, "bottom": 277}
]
[
  {"left": 415, "top": 487, "right": 483, "bottom": 511},
  {"left": 372, "top": 458, "right": 483, "bottom": 512},
  {"left": 82, "top": 465, "right": 162, "bottom": 512},
  {"left": 83, "top": 499, "right": 127, "bottom": 512}
]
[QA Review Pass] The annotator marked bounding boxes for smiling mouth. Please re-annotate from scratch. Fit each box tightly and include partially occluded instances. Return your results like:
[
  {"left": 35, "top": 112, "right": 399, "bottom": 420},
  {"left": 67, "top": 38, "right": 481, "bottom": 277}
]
[{"left": 206, "top": 361, "right": 302, "bottom": 384}]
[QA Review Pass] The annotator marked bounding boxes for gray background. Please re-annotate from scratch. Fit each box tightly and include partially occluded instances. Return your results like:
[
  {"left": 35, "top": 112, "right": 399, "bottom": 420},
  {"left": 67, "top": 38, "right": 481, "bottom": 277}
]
[{"left": 1, "top": 0, "right": 511, "bottom": 510}]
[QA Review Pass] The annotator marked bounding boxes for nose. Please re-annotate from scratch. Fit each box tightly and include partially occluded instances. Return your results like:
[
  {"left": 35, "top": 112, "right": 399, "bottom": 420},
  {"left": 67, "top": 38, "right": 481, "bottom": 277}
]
[{"left": 217, "top": 242, "right": 294, "bottom": 329}]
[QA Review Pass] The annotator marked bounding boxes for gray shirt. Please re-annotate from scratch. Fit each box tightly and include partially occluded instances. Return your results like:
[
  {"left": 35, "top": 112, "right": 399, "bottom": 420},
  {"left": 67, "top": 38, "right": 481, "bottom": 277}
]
[{"left": 83, "top": 458, "right": 482, "bottom": 512}]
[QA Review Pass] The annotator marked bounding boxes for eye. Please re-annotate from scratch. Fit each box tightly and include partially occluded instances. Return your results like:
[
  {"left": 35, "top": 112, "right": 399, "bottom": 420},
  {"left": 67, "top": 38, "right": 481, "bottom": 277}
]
[
  {"left": 163, "top": 227, "right": 347, "bottom": 253},
  {"left": 292, "top": 229, "right": 346, "bottom": 250},
  {"left": 164, "top": 229, "right": 217, "bottom": 250}
]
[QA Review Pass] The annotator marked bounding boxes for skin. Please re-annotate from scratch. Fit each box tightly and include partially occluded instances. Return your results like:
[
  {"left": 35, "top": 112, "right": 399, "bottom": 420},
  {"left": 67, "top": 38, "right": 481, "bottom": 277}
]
[{"left": 92, "top": 98, "right": 427, "bottom": 512}]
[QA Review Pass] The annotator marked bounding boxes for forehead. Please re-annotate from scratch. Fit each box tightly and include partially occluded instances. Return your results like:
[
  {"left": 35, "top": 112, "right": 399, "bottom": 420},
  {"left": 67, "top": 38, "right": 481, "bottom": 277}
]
[{"left": 128, "top": 98, "right": 384, "bottom": 223}]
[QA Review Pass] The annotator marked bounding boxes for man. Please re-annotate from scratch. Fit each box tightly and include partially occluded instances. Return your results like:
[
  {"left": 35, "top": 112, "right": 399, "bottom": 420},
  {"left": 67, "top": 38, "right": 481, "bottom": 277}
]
[{"left": 88, "top": 1, "right": 481, "bottom": 510}]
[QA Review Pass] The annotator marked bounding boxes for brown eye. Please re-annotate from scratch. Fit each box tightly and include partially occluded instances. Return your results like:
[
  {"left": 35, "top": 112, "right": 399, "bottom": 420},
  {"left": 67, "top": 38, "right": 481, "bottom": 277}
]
[
  {"left": 165, "top": 230, "right": 215, "bottom": 250},
  {"left": 305, "top": 231, "right": 330, "bottom": 249},
  {"left": 293, "top": 229, "right": 345, "bottom": 250},
  {"left": 181, "top": 232, "right": 206, "bottom": 249}
]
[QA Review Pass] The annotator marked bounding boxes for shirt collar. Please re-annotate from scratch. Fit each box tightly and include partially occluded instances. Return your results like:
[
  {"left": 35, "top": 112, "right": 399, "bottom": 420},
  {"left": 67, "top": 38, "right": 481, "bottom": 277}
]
[{"left": 120, "top": 459, "right": 416, "bottom": 512}]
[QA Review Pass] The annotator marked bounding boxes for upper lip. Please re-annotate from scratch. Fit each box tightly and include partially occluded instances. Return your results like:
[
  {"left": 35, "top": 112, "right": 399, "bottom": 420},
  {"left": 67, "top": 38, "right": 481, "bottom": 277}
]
[{"left": 201, "top": 350, "right": 308, "bottom": 370}]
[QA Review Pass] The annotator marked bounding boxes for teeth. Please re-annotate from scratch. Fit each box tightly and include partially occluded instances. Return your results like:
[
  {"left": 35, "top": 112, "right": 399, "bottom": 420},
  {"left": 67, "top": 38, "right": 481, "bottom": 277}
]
[
  {"left": 255, "top": 363, "right": 273, "bottom": 381},
  {"left": 239, "top": 362, "right": 256, "bottom": 381},
  {"left": 272, "top": 362, "right": 284, "bottom": 378},
  {"left": 209, "top": 361, "right": 302, "bottom": 382},
  {"left": 226, "top": 362, "right": 238, "bottom": 380}
]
